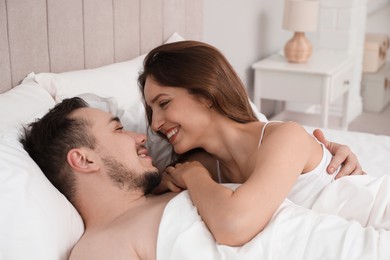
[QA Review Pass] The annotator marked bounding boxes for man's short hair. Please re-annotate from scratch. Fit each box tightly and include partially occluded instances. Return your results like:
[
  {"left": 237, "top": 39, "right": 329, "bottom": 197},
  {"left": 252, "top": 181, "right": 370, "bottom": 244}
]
[{"left": 20, "top": 97, "right": 96, "bottom": 203}]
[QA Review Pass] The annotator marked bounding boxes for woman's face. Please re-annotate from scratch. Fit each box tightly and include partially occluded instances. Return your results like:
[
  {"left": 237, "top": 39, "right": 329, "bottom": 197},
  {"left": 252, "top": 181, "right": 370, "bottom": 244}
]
[{"left": 144, "top": 77, "right": 212, "bottom": 154}]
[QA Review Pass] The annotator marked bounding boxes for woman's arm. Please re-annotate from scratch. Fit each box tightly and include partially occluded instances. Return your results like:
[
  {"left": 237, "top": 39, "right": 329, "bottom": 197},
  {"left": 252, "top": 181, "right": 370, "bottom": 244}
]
[
  {"left": 313, "top": 129, "right": 365, "bottom": 178},
  {"left": 152, "top": 149, "right": 218, "bottom": 194},
  {"left": 166, "top": 122, "right": 320, "bottom": 246}
]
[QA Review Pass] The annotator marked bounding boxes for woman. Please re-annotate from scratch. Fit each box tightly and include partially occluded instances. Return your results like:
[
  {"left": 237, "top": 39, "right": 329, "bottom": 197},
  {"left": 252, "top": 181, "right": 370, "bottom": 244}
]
[{"left": 138, "top": 41, "right": 370, "bottom": 246}]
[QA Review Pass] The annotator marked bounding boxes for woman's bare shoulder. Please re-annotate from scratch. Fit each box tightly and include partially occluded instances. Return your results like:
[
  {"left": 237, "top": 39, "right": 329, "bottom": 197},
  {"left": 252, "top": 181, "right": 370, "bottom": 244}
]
[
  {"left": 263, "top": 121, "right": 308, "bottom": 140},
  {"left": 259, "top": 121, "right": 321, "bottom": 173},
  {"left": 258, "top": 121, "right": 315, "bottom": 165}
]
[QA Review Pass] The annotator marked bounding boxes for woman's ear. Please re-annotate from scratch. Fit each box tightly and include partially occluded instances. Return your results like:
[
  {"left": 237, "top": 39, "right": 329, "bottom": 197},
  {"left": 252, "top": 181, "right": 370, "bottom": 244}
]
[
  {"left": 198, "top": 96, "right": 213, "bottom": 109},
  {"left": 67, "top": 148, "right": 100, "bottom": 173}
]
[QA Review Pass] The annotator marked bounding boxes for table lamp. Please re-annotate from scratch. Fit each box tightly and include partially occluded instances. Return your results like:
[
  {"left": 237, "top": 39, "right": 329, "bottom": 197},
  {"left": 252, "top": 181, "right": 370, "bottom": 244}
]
[{"left": 283, "top": 0, "right": 319, "bottom": 63}]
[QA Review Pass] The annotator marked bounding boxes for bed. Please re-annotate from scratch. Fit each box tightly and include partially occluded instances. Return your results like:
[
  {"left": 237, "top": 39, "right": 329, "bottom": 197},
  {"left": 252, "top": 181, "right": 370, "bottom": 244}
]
[{"left": 1, "top": 1, "right": 390, "bottom": 259}]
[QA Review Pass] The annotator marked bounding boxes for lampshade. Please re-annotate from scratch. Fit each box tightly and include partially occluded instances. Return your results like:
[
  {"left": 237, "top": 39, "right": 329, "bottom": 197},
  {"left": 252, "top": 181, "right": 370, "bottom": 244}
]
[
  {"left": 282, "top": 0, "right": 319, "bottom": 63},
  {"left": 283, "top": 0, "right": 319, "bottom": 32}
]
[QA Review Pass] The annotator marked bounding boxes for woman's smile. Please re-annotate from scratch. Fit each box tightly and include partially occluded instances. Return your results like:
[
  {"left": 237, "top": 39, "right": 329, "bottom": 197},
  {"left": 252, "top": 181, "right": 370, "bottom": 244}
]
[{"left": 165, "top": 126, "right": 180, "bottom": 143}]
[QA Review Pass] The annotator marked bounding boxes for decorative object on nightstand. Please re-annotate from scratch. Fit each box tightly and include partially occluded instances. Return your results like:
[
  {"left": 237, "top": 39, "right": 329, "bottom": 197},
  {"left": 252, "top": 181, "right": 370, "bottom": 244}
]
[
  {"left": 362, "top": 33, "right": 390, "bottom": 73},
  {"left": 282, "top": 0, "right": 319, "bottom": 64}
]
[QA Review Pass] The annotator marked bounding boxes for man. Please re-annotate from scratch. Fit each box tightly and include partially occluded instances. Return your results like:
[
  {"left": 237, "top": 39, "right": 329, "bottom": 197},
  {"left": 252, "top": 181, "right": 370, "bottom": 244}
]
[
  {"left": 21, "top": 97, "right": 176, "bottom": 259},
  {"left": 21, "top": 97, "right": 370, "bottom": 260}
]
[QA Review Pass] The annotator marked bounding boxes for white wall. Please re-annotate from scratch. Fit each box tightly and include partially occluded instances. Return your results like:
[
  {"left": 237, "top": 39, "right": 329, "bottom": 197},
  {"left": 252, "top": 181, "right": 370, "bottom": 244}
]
[
  {"left": 203, "top": 0, "right": 291, "bottom": 116},
  {"left": 202, "top": 0, "right": 390, "bottom": 118}
]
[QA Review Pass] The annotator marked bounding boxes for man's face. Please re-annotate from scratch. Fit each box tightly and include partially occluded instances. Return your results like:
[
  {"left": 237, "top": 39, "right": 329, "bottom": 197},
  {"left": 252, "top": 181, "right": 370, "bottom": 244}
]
[{"left": 73, "top": 107, "right": 161, "bottom": 193}]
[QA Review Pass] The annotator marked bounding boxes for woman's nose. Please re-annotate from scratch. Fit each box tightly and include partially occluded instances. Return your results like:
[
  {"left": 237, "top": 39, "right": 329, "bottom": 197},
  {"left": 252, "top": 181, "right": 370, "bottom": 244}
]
[{"left": 151, "top": 113, "right": 164, "bottom": 132}]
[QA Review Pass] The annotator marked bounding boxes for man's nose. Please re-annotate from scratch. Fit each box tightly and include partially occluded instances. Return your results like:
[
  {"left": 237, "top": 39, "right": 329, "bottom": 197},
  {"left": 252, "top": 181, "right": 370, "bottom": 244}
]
[
  {"left": 125, "top": 131, "right": 147, "bottom": 145},
  {"left": 134, "top": 133, "right": 146, "bottom": 145}
]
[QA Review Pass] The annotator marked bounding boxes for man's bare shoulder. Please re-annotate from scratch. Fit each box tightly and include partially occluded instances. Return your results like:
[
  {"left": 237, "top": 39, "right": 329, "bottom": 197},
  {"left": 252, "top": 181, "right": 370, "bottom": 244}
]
[
  {"left": 69, "top": 228, "right": 140, "bottom": 260},
  {"left": 70, "top": 192, "right": 177, "bottom": 260},
  {"left": 70, "top": 216, "right": 153, "bottom": 260}
]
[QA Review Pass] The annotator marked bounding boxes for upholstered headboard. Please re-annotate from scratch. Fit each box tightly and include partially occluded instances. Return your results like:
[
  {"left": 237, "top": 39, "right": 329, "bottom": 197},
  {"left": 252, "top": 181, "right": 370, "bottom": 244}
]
[{"left": 0, "top": 0, "right": 203, "bottom": 94}]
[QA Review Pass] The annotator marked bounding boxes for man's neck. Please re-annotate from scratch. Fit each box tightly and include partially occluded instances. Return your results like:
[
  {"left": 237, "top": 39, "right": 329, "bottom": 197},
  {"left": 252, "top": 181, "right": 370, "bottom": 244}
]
[{"left": 78, "top": 188, "right": 149, "bottom": 230}]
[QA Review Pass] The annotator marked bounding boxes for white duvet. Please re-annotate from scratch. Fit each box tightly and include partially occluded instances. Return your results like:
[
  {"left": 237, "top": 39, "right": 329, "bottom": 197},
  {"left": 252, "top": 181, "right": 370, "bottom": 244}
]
[
  {"left": 157, "top": 177, "right": 390, "bottom": 259},
  {"left": 157, "top": 128, "right": 390, "bottom": 260}
]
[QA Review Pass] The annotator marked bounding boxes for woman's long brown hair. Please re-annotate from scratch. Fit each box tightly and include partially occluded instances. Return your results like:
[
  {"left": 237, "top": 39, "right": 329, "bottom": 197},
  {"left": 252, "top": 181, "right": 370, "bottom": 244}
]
[{"left": 138, "top": 40, "right": 258, "bottom": 128}]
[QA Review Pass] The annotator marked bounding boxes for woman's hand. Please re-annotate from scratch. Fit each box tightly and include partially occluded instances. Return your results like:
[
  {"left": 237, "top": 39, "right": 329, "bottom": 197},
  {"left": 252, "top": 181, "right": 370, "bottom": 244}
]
[
  {"left": 152, "top": 171, "right": 183, "bottom": 194},
  {"left": 165, "top": 161, "right": 211, "bottom": 189},
  {"left": 313, "top": 129, "right": 365, "bottom": 179}
]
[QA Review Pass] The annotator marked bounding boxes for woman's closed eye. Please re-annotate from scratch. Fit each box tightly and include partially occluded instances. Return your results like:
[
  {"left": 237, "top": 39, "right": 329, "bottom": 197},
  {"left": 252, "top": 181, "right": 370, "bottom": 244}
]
[{"left": 159, "top": 100, "right": 170, "bottom": 108}]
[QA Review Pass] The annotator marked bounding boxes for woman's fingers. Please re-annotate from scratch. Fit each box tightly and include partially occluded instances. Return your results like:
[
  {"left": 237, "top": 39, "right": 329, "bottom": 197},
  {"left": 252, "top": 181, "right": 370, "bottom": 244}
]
[{"left": 152, "top": 170, "right": 183, "bottom": 194}]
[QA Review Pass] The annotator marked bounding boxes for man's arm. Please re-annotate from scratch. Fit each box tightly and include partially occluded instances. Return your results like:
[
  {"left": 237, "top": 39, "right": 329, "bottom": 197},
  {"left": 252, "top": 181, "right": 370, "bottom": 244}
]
[{"left": 313, "top": 129, "right": 365, "bottom": 178}]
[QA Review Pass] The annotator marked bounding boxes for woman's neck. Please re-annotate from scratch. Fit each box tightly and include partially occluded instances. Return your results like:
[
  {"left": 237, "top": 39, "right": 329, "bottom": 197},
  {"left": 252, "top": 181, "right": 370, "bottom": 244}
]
[{"left": 200, "top": 119, "right": 264, "bottom": 181}]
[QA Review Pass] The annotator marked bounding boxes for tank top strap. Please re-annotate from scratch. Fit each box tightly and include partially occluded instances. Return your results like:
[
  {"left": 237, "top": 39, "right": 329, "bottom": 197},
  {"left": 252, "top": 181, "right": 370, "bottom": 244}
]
[
  {"left": 258, "top": 121, "right": 282, "bottom": 148},
  {"left": 258, "top": 121, "right": 271, "bottom": 147}
]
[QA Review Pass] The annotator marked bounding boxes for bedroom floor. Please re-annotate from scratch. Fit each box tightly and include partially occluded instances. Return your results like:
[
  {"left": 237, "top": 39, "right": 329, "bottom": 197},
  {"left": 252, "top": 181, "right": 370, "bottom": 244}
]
[{"left": 348, "top": 103, "right": 390, "bottom": 136}]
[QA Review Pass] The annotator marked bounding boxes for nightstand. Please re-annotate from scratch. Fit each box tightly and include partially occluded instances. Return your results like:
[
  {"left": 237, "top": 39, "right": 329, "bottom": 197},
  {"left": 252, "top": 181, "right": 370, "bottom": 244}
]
[{"left": 252, "top": 50, "right": 354, "bottom": 130}]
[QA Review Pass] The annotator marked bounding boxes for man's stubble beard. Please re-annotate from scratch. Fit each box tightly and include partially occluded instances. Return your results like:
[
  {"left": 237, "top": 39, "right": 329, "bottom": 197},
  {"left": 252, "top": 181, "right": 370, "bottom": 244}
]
[{"left": 102, "top": 156, "right": 161, "bottom": 194}]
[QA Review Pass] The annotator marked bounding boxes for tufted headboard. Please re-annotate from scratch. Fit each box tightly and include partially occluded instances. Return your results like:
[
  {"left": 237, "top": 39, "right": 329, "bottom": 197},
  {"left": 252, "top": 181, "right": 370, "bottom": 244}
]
[{"left": 0, "top": 0, "right": 203, "bottom": 94}]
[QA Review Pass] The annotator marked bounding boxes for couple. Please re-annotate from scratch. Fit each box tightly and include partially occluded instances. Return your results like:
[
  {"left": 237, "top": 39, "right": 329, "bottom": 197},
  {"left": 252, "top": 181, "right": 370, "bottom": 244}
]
[{"left": 21, "top": 41, "right": 387, "bottom": 259}]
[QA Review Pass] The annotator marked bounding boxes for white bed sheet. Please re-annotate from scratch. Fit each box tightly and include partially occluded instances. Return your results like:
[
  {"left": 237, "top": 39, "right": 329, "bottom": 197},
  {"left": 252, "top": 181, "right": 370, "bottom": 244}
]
[{"left": 158, "top": 184, "right": 390, "bottom": 260}]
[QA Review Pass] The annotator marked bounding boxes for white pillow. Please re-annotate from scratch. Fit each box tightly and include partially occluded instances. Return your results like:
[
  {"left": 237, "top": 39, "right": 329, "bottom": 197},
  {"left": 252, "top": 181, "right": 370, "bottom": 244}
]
[
  {"left": 34, "top": 54, "right": 145, "bottom": 112},
  {"left": 0, "top": 73, "right": 56, "bottom": 133},
  {"left": 0, "top": 129, "right": 84, "bottom": 260},
  {"left": 250, "top": 101, "right": 268, "bottom": 122},
  {"left": 0, "top": 76, "right": 83, "bottom": 259},
  {"left": 165, "top": 31, "right": 185, "bottom": 43}
]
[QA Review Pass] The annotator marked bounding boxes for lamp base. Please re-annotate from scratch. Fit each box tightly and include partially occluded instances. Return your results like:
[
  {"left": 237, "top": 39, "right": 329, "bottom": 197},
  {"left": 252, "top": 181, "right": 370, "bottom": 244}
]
[{"left": 284, "top": 32, "right": 313, "bottom": 63}]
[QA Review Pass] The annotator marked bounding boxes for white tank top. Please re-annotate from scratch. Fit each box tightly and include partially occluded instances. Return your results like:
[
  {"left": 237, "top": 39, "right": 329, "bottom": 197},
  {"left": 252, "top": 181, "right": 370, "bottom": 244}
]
[
  {"left": 216, "top": 121, "right": 339, "bottom": 209},
  {"left": 259, "top": 121, "right": 339, "bottom": 208}
]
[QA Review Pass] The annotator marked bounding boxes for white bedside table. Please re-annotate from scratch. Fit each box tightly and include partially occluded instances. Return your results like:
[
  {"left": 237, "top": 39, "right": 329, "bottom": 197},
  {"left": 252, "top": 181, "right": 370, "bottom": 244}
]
[{"left": 252, "top": 50, "right": 354, "bottom": 130}]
